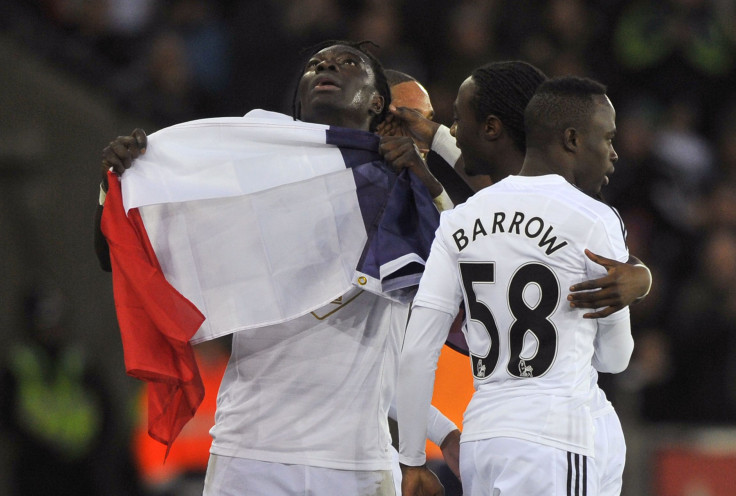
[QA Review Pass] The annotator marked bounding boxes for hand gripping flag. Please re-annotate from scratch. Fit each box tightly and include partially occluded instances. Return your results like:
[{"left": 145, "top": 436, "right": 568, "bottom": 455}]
[{"left": 101, "top": 110, "right": 440, "bottom": 450}]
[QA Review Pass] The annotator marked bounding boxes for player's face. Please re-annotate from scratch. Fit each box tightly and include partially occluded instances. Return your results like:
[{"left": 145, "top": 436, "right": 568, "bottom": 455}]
[
  {"left": 391, "top": 81, "right": 434, "bottom": 120},
  {"left": 450, "top": 77, "right": 487, "bottom": 176},
  {"left": 297, "top": 45, "right": 383, "bottom": 129},
  {"left": 574, "top": 95, "right": 618, "bottom": 196}
]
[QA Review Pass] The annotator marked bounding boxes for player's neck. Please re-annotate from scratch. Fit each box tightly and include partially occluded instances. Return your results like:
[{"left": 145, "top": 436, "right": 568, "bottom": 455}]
[{"left": 518, "top": 148, "right": 570, "bottom": 181}]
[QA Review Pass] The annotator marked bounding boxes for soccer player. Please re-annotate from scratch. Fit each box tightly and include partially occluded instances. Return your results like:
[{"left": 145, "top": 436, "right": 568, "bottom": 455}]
[
  {"left": 397, "top": 76, "right": 635, "bottom": 495},
  {"left": 96, "top": 40, "right": 437, "bottom": 496},
  {"left": 389, "top": 62, "right": 650, "bottom": 496}
]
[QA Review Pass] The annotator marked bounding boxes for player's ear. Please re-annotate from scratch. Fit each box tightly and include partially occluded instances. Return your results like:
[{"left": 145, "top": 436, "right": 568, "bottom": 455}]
[
  {"left": 563, "top": 128, "right": 578, "bottom": 152},
  {"left": 370, "top": 94, "right": 385, "bottom": 117},
  {"left": 483, "top": 115, "right": 503, "bottom": 141}
]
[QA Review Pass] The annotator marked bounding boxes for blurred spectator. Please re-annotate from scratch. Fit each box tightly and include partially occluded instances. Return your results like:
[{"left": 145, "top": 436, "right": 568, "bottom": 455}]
[
  {"left": 111, "top": 30, "right": 202, "bottom": 127},
  {"left": 643, "top": 228, "right": 736, "bottom": 424},
  {"left": 0, "top": 284, "right": 140, "bottom": 496},
  {"left": 613, "top": 0, "right": 734, "bottom": 78},
  {"left": 430, "top": 0, "right": 499, "bottom": 123},
  {"left": 350, "top": 0, "right": 426, "bottom": 83},
  {"left": 612, "top": 0, "right": 735, "bottom": 129}
]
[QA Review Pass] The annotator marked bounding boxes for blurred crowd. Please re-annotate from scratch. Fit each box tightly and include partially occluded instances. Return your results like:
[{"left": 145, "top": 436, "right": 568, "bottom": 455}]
[{"left": 2, "top": 0, "right": 736, "bottom": 494}]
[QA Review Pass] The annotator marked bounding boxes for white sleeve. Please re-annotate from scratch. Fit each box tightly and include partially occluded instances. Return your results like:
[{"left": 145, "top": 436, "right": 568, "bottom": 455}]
[
  {"left": 581, "top": 209, "right": 633, "bottom": 373},
  {"left": 426, "top": 404, "right": 458, "bottom": 448},
  {"left": 397, "top": 305, "right": 455, "bottom": 466},
  {"left": 412, "top": 230, "right": 465, "bottom": 314},
  {"left": 387, "top": 400, "right": 458, "bottom": 448},
  {"left": 593, "top": 309, "right": 633, "bottom": 373},
  {"left": 430, "top": 125, "right": 461, "bottom": 168},
  {"left": 432, "top": 189, "right": 454, "bottom": 212}
]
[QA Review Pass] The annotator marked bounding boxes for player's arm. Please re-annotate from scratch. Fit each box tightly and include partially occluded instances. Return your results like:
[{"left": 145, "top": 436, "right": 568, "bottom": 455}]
[
  {"left": 567, "top": 250, "right": 652, "bottom": 319},
  {"left": 426, "top": 405, "right": 461, "bottom": 479},
  {"left": 384, "top": 105, "right": 492, "bottom": 194},
  {"left": 387, "top": 399, "right": 461, "bottom": 480},
  {"left": 379, "top": 134, "right": 453, "bottom": 212},
  {"left": 398, "top": 304, "right": 455, "bottom": 496},
  {"left": 592, "top": 310, "right": 634, "bottom": 373},
  {"left": 95, "top": 129, "right": 148, "bottom": 271},
  {"left": 398, "top": 227, "right": 463, "bottom": 495}
]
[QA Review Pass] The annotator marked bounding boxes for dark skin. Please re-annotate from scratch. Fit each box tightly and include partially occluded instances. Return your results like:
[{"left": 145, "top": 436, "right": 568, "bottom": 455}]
[
  {"left": 397, "top": 77, "right": 649, "bottom": 495},
  {"left": 95, "top": 44, "right": 444, "bottom": 269},
  {"left": 400, "top": 464, "right": 445, "bottom": 496},
  {"left": 384, "top": 96, "right": 651, "bottom": 319}
]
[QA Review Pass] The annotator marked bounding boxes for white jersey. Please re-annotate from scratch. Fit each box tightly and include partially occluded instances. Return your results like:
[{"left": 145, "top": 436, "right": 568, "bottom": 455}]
[
  {"left": 210, "top": 286, "right": 409, "bottom": 471},
  {"left": 398, "top": 174, "right": 631, "bottom": 464}
]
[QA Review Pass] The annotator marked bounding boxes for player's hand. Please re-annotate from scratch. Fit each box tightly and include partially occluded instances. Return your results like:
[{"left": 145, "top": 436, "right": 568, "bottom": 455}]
[
  {"left": 379, "top": 135, "right": 443, "bottom": 197},
  {"left": 100, "top": 128, "right": 147, "bottom": 190},
  {"left": 568, "top": 249, "right": 653, "bottom": 318},
  {"left": 439, "top": 429, "right": 461, "bottom": 480},
  {"left": 400, "top": 464, "right": 445, "bottom": 496},
  {"left": 378, "top": 105, "right": 441, "bottom": 152}
]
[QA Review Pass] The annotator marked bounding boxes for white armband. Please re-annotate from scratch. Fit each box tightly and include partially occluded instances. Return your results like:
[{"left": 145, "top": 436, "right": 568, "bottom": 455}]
[
  {"left": 633, "top": 264, "right": 652, "bottom": 299},
  {"left": 432, "top": 189, "right": 454, "bottom": 212},
  {"left": 430, "top": 125, "right": 461, "bottom": 167},
  {"left": 426, "top": 405, "right": 458, "bottom": 447},
  {"left": 99, "top": 183, "right": 107, "bottom": 206}
]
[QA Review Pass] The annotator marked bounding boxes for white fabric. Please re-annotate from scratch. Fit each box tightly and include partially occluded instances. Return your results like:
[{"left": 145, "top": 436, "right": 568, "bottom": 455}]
[
  {"left": 121, "top": 110, "right": 337, "bottom": 211},
  {"left": 592, "top": 407, "right": 626, "bottom": 496},
  {"left": 118, "top": 110, "right": 430, "bottom": 343},
  {"left": 139, "top": 169, "right": 367, "bottom": 344},
  {"left": 592, "top": 318, "right": 635, "bottom": 373},
  {"left": 459, "top": 438, "right": 594, "bottom": 496},
  {"left": 398, "top": 174, "right": 632, "bottom": 466},
  {"left": 432, "top": 188, "right": 454, "bottom": 212},
  {"left": 430, "top": 125, "right": 462, "bottom": 167},
  {"left": 209, "top": 287, "right": 409, "bottom": 472},
  {"left": 387, "top": 403, "right": 458, "bottom": 449},
  {"left": 397, "top": 307, "right": 455, "bottom": 466},
  {"left": 204, "top": 453, "right": 396, "bottom": 496}
]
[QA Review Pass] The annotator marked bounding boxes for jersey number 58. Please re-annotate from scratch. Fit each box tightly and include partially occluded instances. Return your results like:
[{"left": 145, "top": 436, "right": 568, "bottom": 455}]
[{"left": 459, "top": 262, "right": 559, "bottom": 380}]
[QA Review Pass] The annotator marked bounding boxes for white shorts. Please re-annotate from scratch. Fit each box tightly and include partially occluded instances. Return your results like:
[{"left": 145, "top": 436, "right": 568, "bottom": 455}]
[
  {"left": 203, "top": 454, "right": 396, "bottom": 496},
  {"left": 593, "top": 410, "right": 626, "bottom": 496},
  {"left": 460, "top": 438, "right": 595, "bottom": 496}
]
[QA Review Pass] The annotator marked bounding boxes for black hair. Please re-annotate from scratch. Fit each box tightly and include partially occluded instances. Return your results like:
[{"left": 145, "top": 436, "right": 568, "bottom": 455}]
[
  {"left": 291, "top": 40, "right": 391, "bottom": 132},
  {"left": 470, "top": 61, "right": 548, "bottom": 153},
  {"left": 385, "top": 69, "right": 417, "bottom": 87},
  {"left": 525, "top": 76, "right": 608, "bottom": 147}
]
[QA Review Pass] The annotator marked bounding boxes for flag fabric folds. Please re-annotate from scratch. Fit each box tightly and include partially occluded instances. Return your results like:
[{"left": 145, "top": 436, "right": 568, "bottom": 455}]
[{"left": 101, "top": 110, "right": 440, "bottom": 449}]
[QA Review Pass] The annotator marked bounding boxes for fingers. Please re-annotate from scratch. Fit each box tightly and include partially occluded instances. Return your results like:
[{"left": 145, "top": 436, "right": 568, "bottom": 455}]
[
  {"left": 376, "top": 115, "right": 401, "bottom": 137},
  {"left": 569, "top": 276, "right": 609, "bottom": 292},
  {"left": 390, "top": 104, "right": 422, "bottom": 121},
  {"left": 379, "top": 136, "right": 421, "bottom": 170},
  {"left": 569, "top": 294, "right": 621, "bottom": 309},
  {"left": 582, "top": 305, "right": 621, "bottom": 319},
  {"left": 584, "top": 248, "right": 615, "bottom": 267},
  {"left": 101, "top": 129, "right": 147, "bottom": 176},
  {"left": 132, "top": 128, "right": 148, "bottom": 151}
]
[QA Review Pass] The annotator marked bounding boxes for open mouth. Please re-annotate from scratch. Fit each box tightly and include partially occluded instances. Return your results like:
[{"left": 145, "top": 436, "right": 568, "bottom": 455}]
[{"left": 314, "top": 77, "right": 340, "bottom": 90}]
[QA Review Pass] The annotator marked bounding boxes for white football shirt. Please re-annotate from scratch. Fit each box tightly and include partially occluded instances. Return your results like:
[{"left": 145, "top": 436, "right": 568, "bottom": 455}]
[
  {"left": 398, "top": 174, "right": 632, "bottom": 465},
  {"left": 210, "top": 286, "right": 409, "bottom": 471}
]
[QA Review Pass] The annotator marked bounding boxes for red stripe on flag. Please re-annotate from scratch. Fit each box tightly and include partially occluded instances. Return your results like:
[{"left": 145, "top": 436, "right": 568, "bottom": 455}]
[{"left": 101, "top": 170, "right": 206, "bottom": 457}]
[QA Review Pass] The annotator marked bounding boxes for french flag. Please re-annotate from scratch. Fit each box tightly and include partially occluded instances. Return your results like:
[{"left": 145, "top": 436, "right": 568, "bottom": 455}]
[{"left": 101, "top": 110, "right": 439, "bottom": 450}]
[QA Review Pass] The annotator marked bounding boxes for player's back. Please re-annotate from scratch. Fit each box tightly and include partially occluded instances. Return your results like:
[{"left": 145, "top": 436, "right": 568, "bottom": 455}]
[{"left": 436, "top": 174, "right": 628, "bottom": 455}]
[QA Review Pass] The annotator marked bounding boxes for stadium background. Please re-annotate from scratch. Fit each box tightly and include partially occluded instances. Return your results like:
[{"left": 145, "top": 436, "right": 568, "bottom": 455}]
[{"left": 1, "top": 1, "right": 735, "bottom": 494}]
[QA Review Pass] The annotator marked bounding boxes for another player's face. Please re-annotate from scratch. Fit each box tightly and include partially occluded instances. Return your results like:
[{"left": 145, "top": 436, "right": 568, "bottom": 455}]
[
  {"left": 389, "top": 80, "right": 434, "bottom": 150},
  {"left": 450, "top": 77, "right": 487, "bottom": 176},
  {"left": 298, "top": 45, "right": 383, "bottom": 130},
  {"left": 574, "top": 95, "right": 618, "bottom": 196},
  {"left": 391, "top": 81, "right": 434, "bottom": 120}
]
